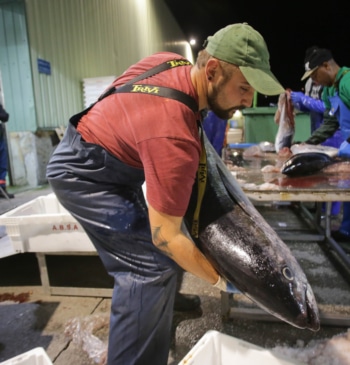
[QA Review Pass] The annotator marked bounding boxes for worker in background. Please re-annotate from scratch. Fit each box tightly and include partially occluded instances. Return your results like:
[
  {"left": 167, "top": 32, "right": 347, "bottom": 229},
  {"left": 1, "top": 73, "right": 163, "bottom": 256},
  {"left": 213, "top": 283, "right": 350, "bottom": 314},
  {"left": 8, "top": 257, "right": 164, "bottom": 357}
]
[
  {"left": 297, "top": 46, "right": 350, "bottom": 242},
  {"left": 290, "top": 46, "right": 343, "bottom": 217},
  {"left": 291, "top": 46, "right": 344, "bottom": 143},
  {"left": 46, "top": 23, "right": 284, "bottom": 365},
  {"left": 202, "top": 109, "right": 228, "bottom": 156},
  {"left": 0, "top": 102, "right": 14, "bottom": 199}
]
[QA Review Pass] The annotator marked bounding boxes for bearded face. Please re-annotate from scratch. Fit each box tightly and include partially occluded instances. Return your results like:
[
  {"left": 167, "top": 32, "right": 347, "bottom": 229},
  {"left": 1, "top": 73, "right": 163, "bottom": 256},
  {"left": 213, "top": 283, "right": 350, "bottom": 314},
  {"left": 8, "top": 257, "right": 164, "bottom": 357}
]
[{"left": 206, "top": 65, "right": 252, "bottom": 120}]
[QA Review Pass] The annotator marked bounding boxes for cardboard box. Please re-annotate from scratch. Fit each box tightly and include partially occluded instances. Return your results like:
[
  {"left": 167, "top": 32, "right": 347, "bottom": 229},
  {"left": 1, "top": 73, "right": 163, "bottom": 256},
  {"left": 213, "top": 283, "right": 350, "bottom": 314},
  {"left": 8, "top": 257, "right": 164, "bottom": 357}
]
[
  {"left": 0, "top": 194, "right": 95, "bottom": 253},
  {"left": 0, "top": 347, "right": 53, "bottom": 365},
  {"left": 178, "top": 330, "right": 304, "bottom": 365}
]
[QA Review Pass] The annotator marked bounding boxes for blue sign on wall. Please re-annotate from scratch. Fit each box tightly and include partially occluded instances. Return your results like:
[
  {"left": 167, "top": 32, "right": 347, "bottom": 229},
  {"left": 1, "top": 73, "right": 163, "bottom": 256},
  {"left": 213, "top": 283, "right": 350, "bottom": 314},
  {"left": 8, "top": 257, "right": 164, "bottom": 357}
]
[{"left": 37, "top": 58, "right": 51, "bottom": 75}]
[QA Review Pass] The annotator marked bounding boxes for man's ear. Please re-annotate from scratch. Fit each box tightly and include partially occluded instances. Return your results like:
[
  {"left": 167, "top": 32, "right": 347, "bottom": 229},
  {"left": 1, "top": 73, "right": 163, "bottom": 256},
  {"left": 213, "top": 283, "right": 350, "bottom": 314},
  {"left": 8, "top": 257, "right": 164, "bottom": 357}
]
[
  {"left": 323, "top": 61, "right": 331, "bottom": 71},
  {"left": 206, "top": 58, "right": 220, "bottom": 81}
]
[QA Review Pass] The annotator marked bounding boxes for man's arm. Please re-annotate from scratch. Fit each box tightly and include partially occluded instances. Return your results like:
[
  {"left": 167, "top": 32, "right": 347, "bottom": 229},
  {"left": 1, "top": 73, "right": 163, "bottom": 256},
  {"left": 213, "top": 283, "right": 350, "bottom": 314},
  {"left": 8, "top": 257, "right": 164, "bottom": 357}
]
[
  {"left": 290, "top": 92, "right": 325, "bottom": 113},
  {"left": 148, "top": 203, "right": 219, "bottom": 285},
  {"left": 305, "top": 110, "right": 339, "bottom": 145}
]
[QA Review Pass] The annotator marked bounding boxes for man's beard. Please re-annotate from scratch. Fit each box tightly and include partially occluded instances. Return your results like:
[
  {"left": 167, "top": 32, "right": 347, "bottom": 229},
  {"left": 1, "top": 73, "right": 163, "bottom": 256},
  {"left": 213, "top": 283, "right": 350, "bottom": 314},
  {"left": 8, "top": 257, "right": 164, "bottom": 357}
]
[{"left": 207, "top": 83, "right": 245, "bottom": 120}]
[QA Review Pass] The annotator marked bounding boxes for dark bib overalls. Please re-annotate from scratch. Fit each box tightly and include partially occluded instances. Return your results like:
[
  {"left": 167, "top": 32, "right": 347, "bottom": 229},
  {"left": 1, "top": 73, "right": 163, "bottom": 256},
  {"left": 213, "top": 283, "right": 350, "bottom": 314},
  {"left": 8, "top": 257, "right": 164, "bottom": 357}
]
[{"left": 46, "top": 59, "right": 199, "bottom": 365}]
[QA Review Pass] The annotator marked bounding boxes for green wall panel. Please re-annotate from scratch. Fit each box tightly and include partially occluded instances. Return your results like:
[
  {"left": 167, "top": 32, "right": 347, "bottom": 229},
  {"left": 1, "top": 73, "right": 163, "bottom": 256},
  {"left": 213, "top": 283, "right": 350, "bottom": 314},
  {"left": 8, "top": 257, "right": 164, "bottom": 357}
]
[{"left": 0, "top": 0, "right": 36, "bottom": 132}]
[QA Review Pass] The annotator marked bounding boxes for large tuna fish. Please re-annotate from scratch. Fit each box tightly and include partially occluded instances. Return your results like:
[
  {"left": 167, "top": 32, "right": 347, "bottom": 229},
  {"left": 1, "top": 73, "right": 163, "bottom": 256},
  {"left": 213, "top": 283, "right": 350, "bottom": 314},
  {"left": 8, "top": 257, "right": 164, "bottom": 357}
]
[
  {"left": 184, "top": 134, "right": 320, "bottom": 331},
  {"left": 281, "top": 152, "right": 334, "bottom": 176}
]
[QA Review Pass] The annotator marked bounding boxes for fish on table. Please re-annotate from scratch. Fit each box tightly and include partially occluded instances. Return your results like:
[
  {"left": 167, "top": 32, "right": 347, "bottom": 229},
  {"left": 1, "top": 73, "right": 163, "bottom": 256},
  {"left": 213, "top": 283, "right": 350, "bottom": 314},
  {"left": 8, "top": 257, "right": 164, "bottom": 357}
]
[
  {"left": 281, "top": 152, "right": 334, "bottom": 176},
  {"left": 274, "top": 90, "right": 295, "bottom": 154},
  {"left": 281, "top": 152, "right": 350, "bottom": 177},
  {"left": 184, "top": 134, "right": 320, "bottom": 332},
  {"left": 322, "top": 160, "right": 350, "bottom": 174},
  {"left": 291, "top": 143, "right": 339, "bottom": 158}
]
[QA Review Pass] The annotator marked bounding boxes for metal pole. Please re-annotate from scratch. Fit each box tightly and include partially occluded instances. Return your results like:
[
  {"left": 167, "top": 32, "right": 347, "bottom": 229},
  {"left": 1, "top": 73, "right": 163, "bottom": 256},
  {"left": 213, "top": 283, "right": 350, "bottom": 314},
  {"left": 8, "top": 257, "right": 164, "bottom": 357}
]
[{"left": 253, "top": 91, "right": 258, "bottom": 107}]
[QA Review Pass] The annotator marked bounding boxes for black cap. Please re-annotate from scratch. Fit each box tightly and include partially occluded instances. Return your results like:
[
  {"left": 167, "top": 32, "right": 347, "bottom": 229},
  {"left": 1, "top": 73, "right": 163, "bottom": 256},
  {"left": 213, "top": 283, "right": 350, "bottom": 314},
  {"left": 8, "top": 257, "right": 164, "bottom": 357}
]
[{"left": 301, "top": 46, "right": 333, "bottom": 81}]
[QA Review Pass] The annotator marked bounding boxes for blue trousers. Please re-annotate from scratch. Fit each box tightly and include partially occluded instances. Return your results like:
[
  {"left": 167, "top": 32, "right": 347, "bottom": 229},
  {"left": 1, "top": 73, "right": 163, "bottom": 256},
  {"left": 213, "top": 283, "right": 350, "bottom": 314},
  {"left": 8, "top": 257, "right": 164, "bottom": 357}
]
[
  {"left": 0, "top": 125, "right": 8, "bottom": 186},
  {"left": 339, "top": 202, "right": 350, "bottom": 236},
  {"left": 46, "top": 124, "right": 178, "bottom": 365}
]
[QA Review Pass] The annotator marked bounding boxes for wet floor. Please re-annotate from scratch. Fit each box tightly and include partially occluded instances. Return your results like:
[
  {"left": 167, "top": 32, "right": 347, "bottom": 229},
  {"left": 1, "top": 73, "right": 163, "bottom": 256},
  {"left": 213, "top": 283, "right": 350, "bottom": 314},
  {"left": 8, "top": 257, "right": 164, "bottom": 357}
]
[{"left": 0, "top": 187, "right": 350, "bottom": 364}]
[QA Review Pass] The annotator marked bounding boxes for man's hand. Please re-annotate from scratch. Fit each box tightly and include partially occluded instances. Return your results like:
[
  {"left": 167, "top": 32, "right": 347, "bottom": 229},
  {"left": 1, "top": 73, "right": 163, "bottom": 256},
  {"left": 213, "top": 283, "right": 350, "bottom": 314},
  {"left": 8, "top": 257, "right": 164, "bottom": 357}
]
[
  {"left": 290, "top": 91, "right": 304, "bottom": 105},
  {"left": 214, "top": 276, "right": 239, "bottom": 293},
  {"left": 339, "top": 141, "right": 350, "bottom": 158},
  {"left": 290, "top": 91, "right": 306, "bottom": 111}
]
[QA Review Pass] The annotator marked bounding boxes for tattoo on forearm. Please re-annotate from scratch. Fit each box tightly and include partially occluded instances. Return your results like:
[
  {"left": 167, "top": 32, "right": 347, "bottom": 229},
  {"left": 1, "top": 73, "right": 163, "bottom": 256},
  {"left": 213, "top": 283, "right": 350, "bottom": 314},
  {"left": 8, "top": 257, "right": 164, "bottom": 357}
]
[{"left": 151, "top": 226, "right": 173, "bottom": 257}]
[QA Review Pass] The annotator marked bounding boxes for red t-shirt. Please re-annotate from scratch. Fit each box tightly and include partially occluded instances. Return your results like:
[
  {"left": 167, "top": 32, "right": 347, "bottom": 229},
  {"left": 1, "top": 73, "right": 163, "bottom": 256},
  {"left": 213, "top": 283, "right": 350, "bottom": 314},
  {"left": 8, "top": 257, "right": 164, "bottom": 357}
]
[{"left": 77, "top": 52, "right": 201, "bottom": 216}]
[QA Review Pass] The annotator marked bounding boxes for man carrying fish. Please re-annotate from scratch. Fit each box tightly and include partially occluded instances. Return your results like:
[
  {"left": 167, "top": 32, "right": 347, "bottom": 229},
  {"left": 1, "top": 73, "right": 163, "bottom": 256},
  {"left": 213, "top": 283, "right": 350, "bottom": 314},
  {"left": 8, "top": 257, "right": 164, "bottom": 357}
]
[
  {"left": 46, "top": 23, "right": 286, "bottom": 365},
  {"left": 297, "top": 47, "right": 350, "bottom": 242}
]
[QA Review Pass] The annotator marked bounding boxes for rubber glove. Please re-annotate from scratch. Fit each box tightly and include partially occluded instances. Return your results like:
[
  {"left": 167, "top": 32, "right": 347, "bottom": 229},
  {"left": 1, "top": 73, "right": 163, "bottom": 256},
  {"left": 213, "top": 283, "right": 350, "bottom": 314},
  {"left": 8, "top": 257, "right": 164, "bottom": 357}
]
[
  {"left": 290, "top": 91, "right": 304, "bottom": 105},
  {"left": 299, "top": 96, "right": 325, "bottom": 113},
  {"left": 214, "top": 276, "right": 240, "bottom": 293},
  {"left": 290, "top": 91, "right": 325, "bottom": 113},
  {"left": 338, "top": 141, "right": 350, "bottom": 158},
  {"left": 290, "top": 91, "right": 308, "bottom": 112}
]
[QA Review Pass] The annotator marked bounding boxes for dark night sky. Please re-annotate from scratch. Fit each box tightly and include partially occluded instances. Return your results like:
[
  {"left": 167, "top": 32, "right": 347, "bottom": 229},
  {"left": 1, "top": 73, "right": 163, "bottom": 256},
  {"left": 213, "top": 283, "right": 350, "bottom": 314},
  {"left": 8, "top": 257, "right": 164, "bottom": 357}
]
[{"left": 165, "top": 0, "right": 348, "bottom": 106}]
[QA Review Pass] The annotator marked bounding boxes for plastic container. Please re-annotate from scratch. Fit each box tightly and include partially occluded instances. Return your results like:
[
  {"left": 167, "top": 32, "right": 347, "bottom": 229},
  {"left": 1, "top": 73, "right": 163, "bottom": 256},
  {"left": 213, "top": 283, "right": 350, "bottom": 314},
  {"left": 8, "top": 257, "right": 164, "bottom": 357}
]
[
  {"left": 242, "top": 107, "right": 311, "bottom": 143},
  {"left": 228, "top": 143, "right": 257, "bottom": 149},
  {"left": 226, "top": 128, "right": 243, "bottom": 144},
  {"left": 178, "top": 331, "right": 304, "bottom": 365},
  {"left": 0, "top": 347, "right": 53, "bottom": 365},
  {"left": 0, "top": 193, "right": 95, "bottom": 253}
]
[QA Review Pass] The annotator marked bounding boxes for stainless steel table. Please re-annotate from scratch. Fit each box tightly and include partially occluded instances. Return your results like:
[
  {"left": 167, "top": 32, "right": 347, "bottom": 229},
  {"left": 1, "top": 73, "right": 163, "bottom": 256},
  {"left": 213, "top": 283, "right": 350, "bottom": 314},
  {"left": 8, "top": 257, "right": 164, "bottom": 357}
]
[
  {"left": 227, "top": 151, "right": 348, "bottom": 225},
  {"left": 221, "top": 150, "right": 350, "bottom": 326},
  {"left": 229, "top": 151, "right": 350, "bottom": 270}
]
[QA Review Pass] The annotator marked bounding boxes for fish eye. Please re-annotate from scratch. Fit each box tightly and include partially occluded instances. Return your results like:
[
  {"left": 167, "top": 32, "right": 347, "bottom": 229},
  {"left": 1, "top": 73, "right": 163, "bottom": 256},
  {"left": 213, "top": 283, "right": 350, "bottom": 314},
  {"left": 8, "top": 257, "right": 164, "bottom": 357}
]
[{"left": 282, "top": 266, "right": 294, "bottom": 281}]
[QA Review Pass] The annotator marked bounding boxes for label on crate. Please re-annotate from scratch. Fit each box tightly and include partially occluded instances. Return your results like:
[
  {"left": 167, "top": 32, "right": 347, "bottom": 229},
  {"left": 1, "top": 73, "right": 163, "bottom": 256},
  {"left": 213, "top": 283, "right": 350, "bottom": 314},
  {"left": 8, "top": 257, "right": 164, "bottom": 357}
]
[{"left": 52, "top": 223, "right": 80, "bottom": 231}]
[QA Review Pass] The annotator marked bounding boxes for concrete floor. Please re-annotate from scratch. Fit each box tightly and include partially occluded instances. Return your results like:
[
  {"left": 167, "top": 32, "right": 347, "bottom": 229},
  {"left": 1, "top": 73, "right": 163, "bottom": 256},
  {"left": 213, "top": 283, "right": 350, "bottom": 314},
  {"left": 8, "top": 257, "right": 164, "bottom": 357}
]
[{"left": 1, "top": 186, "right": 350, "bottom": 364}]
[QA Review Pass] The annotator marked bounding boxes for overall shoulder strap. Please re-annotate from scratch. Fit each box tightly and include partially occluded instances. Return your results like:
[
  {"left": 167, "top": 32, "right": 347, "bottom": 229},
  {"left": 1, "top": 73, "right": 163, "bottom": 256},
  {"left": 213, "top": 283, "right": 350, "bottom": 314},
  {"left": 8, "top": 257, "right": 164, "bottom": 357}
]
[
  {"left": 98, "top": 59, "right": 192, "bottom": 101},
  {"left": 70, "top": 59, "right": 194, "bottom": 125},
  {"left": 98, "top": 58, "right": 198, "bottom": 112},
  {"left": 113, "top": 83, "right": 198, "bottom": 113}
]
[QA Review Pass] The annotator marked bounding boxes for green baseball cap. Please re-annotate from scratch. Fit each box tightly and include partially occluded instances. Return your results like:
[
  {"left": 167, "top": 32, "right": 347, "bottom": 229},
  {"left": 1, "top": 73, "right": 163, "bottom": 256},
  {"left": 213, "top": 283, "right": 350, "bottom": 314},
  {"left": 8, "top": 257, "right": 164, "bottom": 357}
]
[{"left": 204, "top": 23, "right": 285, "bottom": 96}]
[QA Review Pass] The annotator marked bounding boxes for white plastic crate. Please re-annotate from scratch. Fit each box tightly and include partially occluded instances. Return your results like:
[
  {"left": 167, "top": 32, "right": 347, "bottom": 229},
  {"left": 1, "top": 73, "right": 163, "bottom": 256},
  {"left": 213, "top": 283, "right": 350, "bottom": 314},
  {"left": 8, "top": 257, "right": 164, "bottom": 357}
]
[
  {"left": 0, "top": 193, "right": 95, "bottom": 253},
  {"left": 0, "top": 347, "right": 53, "bottom": 365},
  {"left": 178, "top": 331, "right": 304, "bottom": 365}
]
